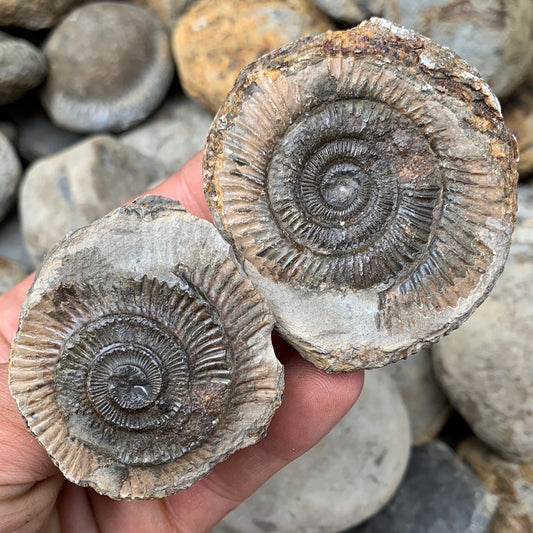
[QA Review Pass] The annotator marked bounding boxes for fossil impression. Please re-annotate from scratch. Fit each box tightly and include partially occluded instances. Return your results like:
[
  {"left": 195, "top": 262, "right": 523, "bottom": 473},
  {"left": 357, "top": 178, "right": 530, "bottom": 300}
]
[
  {"left": 8, "top": 196, "right": 284, "bottom": 499},
  {"left": 204, "top": 18, "right": 519, "bottom": 372}
]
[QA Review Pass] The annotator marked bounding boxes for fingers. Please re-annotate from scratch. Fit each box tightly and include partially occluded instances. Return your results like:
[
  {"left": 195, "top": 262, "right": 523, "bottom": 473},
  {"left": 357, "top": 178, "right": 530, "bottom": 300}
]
[{"left": 0, "top": 275, "right": 34, "bottom": 363}]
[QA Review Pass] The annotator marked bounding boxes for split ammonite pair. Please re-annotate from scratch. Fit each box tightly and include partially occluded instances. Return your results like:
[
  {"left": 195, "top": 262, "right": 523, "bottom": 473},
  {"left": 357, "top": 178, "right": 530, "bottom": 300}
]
[{"left": 9, "top": 19, "right": 518, "bottom": 499}]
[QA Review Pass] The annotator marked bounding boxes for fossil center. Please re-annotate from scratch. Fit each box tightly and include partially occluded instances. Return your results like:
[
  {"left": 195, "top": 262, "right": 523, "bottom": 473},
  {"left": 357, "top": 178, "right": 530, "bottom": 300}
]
[{"left": 319, "top": 164, "right": 362, "bottom": 209}]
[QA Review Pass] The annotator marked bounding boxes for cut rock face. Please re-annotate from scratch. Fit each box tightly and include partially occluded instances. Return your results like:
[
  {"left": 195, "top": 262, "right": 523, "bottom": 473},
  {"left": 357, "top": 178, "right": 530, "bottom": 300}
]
[
  {"left": 19, "top": 135, "right": 167, "bottom": 266},
  {"left": 9, "top": 195, "right": 284, "bottom": 500},
  {"left": 204, "top": 18, "right": 518, "bottom": 372},
  {"left": 41, "top": 2, "right": 174, "bottom": 133},
  {"left": 433, "top": 184, "right": 533, "bottom": 463}
]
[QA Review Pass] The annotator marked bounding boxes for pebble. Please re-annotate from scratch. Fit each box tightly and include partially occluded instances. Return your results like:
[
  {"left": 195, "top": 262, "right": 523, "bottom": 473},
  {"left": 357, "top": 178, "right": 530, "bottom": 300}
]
[
  {"left": 172, "top": 0, "right": 333, "bottom": 113},
  {"left": 0, "top": 257, "right": 26, "bottom": 294},
  {"left": 132, "top": 0, "right": 199, "bottom": 28},
  {"left": 504, "top": 83, "right": 533, "bottom": 180},
  {"left": 351, "top": 441, "right": 498, "bottom": 533},
  {"left": 382, "top": 0, "right": 533, "bottom": 98},
  {"left": 214, "top": 370, "right": 411, "bottom": 533},
  {"left": 0, "top": 131, "right": 22, "bottom": 223},
  {"left": 6, "top": 97, "right": 82, "bottom": 164},
  {"left": 433, "top": 183, "right": 533, "bottom": 463},
  {"left": 19, "top": 135, "right": 168, "bottom": 267},
  {"left": 41, "top": 2, "right": 174, "bottom": 133},
  {"left": 379, "top": 349, "right": 451, "bottom": 445},
  {"left": 0, "top": 212, "right": 33, "bottom": 272},
  {"left": 0, "top": 32, "right": 47, "bottom": 105},
  {"left": 312, "top": 0, "right": 384, "bottom": 24},
  {"left": 0, "top": 0, "right": 84, "bottom": 29},
  {"left": 120, "top": 96, "right": 213, "bottom": 175},
  {"left": 458, "top": 437, "right": 533, "bottom": 533}
]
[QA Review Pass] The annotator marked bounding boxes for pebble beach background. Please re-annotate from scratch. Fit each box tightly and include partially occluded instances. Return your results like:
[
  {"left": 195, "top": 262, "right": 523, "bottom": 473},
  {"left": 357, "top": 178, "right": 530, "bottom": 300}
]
[{"left": 0, "top": 1, "right": 532, "bottom": 532}]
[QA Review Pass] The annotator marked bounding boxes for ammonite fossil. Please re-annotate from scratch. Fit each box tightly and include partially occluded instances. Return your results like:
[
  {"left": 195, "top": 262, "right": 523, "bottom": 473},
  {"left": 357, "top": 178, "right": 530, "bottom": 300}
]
[
  {"left": 204, "top": 18, "right": 519, "bottom": 373},
  {"left": 8, "top": 196, "right": 283, "bottom": 499}
]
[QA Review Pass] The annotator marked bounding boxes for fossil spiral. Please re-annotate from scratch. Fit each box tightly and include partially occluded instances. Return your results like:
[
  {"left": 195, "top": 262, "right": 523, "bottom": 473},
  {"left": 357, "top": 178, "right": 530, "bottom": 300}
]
[
  {"left": 204, "top": 18, "right": 519, "bottom": 372},
  {"left": 8, "top": 196, "right": 284, "bottom": 499}
]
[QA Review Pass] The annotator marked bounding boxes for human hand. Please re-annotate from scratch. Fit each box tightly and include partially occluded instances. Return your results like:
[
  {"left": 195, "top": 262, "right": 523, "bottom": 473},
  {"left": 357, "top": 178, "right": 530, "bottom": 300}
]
[{"left": 0, "top": 152, "right": 364, "bottom": 533}]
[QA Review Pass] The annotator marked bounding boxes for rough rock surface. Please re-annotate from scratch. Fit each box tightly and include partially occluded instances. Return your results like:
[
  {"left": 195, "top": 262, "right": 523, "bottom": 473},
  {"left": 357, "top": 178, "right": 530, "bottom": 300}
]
[
  {"left": 380, "top": 349, "right": 450, "bottom": 445},
  {"left": 120, "top": 96, "right": 213, "bottom": 175},
  {"left": 0, "top": 257, "right": 25, "bottom": 294},
  {"left": 458, "top": 437, "right": 533, "bottom": 533},
  {"left": 351, "top": 441, "right": 498, "bottom": 533},
  {"left": 312, "top": 0, "right": 384, "bottom": 24},
  {"left": 383, "top": 0, "right": 533, "bottom": 98},
  {"left": 0, "top": 0, "right": 84, "bottom": 29},
  {"left": 504, "top": 83, "right": 533, "bottom": 180},
  {"left": 434, "top": 184, "right": 533, "bottom": 463},
  {"left": 0, "top": 32, "right": 47, "bottom": 105},
  {"left": 41, "top": 2, "right": 174, "bottom": 133},
  {"left": 172, "top": 0, "right": 332, "bottom": 113},
  {"left": 0, "top": 131, "right": 22, "bottom": 222},
  {"left": 19, "top": 135, "right": 167, "bottom": 266},
  {"left": 214, "top": 370, "right": 411, "bottom": 533}
]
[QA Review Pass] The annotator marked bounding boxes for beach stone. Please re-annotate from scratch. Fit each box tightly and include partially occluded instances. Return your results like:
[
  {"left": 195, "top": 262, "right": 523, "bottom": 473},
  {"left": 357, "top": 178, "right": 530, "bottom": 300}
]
[
  {"left": 41, "top": 2, "right": 174, "bottom": 133},
  {"left": 120, "top": 96, "right": 212, "bottom": 175},
  {"left": 0, "top": 122, "right": 16, "bottom": 145},
  {"left": 380, "top": 349, "right": 451, "bottom": 445},
  {"left": 0, "top": 212, "right": 32, "bottom": 272},
  {"left": 351, "top": 441, "right": 498, "bottom": 533},
  {"left": 172, "top": 0, "right": 333, "bottom": 113},
  {"left": 0, "top": 32, "right": 47, "bottom": 105},
  {"left": 19, "top": 135, "right": 167, "bottom": 267},
  {"left": 132, "top": 0, "right": 199, "bottom": 28},
  {"left": 504, "top": 83, "right": 533, "bottom": 180},
  {"left": 312, "top": 0, "right": 384, "bottom": 24},
  {"left": 383, "top": 0, "right": 533, "bottom": 98},
  {"left": 458, "top": 437, "right": 533, "bottom": 533},
  {"left": 0, "top": 0, "right": 84, "bottom": 29},
  {"left": 215, "top": 370, "right": 411, "bottom": 533},
  {"left": 0, "top": 131, "right": 21, "bottom": 223},
  {"left": 0, "top": 256, "right": 25, "bottom": 294},
  {"left": 433, "top": 183, "right": 533, "bottom": 463},
  {"left": 7, "top": 99, "right": 82, "bottom": 163}
]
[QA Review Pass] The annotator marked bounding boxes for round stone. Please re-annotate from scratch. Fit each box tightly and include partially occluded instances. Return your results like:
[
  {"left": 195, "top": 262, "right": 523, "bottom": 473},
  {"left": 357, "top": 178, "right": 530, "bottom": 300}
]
[
  {"left": 0, "top": 131, "right": 22, "bottom": 223},
  {"left": 41, "top": 2, "right": 174, "bottom": 133},
  {"left": 0, "top": 32, "right": 47, "bottom": 105},
  {"left": 172, "top": 0, "right": 332, "bottom": 113},
  {"left": 0, "top": 0, "right": 84, "bottom": 29}
]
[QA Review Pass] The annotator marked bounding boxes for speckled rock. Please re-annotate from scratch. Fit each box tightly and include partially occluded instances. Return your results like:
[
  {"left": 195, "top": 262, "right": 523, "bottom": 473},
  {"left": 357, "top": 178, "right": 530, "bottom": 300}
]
[
  {"left": 383, "top": 0, "right": 533, "bottom": 98},
  {"left": 41, "top": 2, "right": 174, "bottom": 133},
  {"left": 0, "top": 131, "right": 21, "bottom": 222},
  {"left": 172, "top": 0, "right": 333, "bottom": 113},
  {"left": 504, "top": 83, "right": 533, "bottom": 180},
  {"left": 434, "top": 183, "right": 533, "bottom": 463},
  {"left": 0, "top": 0, "right": 84, "bottom": 29},
  {"left": 351, "top": 441, "right": 498, "bottom": 533},
  {"left": 0, "top": 257, "right": 25, "bottom": 294},
  {"left": 120, "top": 96, "right": 212, "bottom": 175},
  {"left": 380, "top": 349, "right": 451, "bottom": 445},
  {"left": 132, "top": 0, "right": 199, "bottom": 28},
  {"left": 458, "top": 437, "right": 533, "bottom": 533},
  {"left": 215, "top": 370, "right": 411, "bottom": 533},
  {"left": 0, "top": 32, "right": 47, "bottom": 105},
  {"left": 312, "top": 0, "right": 384, "bottom": 24},
  {"left": 19, "top": 135, "right": 167, "bottom": 266}
]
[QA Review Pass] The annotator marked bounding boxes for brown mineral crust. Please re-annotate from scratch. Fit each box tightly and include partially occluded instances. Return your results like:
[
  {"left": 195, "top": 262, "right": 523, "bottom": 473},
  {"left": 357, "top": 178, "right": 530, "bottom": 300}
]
[
  {"left": 204, "top": 18, "right": 518, "bottom": 372},
  {"left": 172, "top": 0, "right": 333, "bottom": 113}
]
